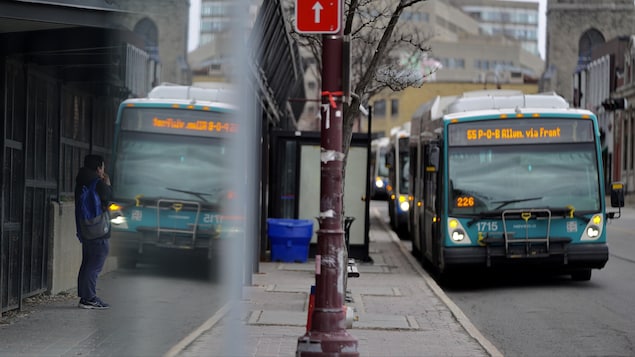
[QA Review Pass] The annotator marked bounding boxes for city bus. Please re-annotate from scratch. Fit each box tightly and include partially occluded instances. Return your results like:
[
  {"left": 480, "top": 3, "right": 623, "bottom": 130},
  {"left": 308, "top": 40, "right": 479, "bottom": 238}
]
[
  {"left": 370, "top": 137, "right": 390, "bottom": 200},
  {"left": 386, "top": 124, "right": 411, "bottom": 238},
  {"left": 408, "top": 91, "right": 624, "bottom": 282},
  {"left": 108, "top": 84, "right": 239, "bottom": 270}
]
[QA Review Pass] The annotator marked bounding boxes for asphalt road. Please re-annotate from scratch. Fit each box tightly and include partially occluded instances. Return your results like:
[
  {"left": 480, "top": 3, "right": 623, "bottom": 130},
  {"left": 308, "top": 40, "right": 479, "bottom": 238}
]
[
  {"left": 77, "top": 257, "right": 227, "bottom": 356},
  {"left": 444, "top": 206, "right": 635, "bottom": 357}
]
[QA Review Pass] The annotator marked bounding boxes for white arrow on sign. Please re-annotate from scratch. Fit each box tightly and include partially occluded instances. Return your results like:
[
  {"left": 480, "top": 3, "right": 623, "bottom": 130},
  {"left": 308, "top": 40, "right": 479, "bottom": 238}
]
[{"left": 312, "top": 1, "right": 323, "bottom": 23}]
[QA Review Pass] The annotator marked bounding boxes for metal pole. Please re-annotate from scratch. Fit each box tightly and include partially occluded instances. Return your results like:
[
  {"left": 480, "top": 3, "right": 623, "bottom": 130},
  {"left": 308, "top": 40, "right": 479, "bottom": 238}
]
[{"left": 296, "top": 19, "right": 359, "bottom": 357}]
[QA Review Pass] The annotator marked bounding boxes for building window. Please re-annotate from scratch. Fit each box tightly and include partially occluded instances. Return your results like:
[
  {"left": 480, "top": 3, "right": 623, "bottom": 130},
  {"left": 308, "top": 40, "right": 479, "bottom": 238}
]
[
  {"left": 202, "top": 1, "right": 228, "bottom": 16},
  {"left": 441, "top": 58, "right": 465, "bottom": 69},
  {"left": 201, "top": 19, "right": 229, "bottom": 32},
  {"left": 579, "top": 28, "right": 605, "bottom": 62},
  {"left": 374, "top": 100, "right": 386, "bottom": 117}
]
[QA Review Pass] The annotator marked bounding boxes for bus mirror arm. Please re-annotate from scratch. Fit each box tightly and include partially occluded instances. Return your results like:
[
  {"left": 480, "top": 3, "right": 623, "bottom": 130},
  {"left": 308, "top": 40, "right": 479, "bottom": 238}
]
[
  {"left": 386, "top": 151, "right": 394, "bottom": 169},
  {"left": 426, "top": 145, "right": 440, "bottom": 171}
]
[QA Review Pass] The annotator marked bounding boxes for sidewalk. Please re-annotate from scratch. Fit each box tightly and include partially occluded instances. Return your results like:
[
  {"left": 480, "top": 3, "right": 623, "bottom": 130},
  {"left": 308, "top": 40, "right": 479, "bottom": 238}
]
[
  {"left": 171, "top": 207, "right": 501, "bottom": 357},
  {"left": 0, "top": 206, "right": 500, "bottom": 357}
]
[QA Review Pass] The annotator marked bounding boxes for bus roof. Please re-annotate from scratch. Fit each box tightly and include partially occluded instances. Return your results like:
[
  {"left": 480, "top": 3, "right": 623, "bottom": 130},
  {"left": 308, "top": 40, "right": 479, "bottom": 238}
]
[
  {"left": 443, "top": 106, "right": 596, "bottom": 122},
  {"left": 121, "top": 83, "right": 236, "bottom": 108},
  {"left": 371, "top": 137, "right": 390, "bottom": 148},
  {"left": 445, "top": 91, "right": 569, "bottom": 115}
]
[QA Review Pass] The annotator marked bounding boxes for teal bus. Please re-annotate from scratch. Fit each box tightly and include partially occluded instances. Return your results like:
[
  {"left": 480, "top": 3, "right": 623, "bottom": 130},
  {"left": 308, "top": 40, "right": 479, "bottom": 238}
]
[
  {"left": 408, "top": 91, "right": 624, "bottom": 282},
  {"left": 386, "top": 124, "right": 411, "bottom": 238},
  {"left": 370, "top": 137, "right": 390, "bottom": 200},
  {"left": 108, "top": 84, "right": 239, "bottom": 269}
]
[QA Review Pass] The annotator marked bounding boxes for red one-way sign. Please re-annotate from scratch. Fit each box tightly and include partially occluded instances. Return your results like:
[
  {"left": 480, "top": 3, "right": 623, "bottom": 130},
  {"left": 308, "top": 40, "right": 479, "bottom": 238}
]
[{"left": 295, "top": 0, "right": 341, "bottom": 34}]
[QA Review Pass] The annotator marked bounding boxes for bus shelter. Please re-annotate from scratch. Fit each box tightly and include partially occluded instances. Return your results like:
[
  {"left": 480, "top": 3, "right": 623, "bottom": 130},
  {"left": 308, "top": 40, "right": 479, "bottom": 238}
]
[{"left": 268, "top": 131, "right": 371, "bottom": 261}]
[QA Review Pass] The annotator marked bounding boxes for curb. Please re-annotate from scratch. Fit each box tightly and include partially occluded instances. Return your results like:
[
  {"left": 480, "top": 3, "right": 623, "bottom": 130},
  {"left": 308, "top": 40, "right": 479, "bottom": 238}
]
[{"left": 165, "top": 208, "right": 504, "bottom": 357}]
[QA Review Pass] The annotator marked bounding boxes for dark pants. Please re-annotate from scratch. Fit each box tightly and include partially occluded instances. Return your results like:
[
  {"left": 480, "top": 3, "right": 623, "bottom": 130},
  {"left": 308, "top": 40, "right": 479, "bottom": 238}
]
[{"left": 77, "top": 238, "right": 110, "bottom": 300}]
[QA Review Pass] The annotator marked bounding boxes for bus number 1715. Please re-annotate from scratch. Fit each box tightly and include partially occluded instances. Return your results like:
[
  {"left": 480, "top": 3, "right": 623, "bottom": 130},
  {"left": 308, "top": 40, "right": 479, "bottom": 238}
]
[{"left": 476, "top": 221, "right": 498, "bottom": 232}]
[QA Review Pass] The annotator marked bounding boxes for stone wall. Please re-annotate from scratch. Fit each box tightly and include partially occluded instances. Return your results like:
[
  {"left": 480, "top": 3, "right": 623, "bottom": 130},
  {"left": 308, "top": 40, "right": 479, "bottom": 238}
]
[
  {"left": 116, "top": 0, "right": 191, "bottom": 85},
  {"left": 544, "top": 0, "right": 635, "bottom": 102}
]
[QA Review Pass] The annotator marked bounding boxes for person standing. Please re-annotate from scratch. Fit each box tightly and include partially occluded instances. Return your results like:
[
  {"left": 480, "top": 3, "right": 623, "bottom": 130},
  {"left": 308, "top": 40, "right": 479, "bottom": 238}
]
[{"left": 75, "top": 154, "right": 112, "bottom": 309}]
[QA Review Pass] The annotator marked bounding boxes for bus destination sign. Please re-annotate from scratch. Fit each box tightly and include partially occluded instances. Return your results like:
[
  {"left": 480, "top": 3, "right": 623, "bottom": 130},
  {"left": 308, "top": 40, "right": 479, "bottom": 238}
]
[
  {"left": 449, "top": 118, "right": 594, "bottom": 146},
  {"left": 151, "top": 117, "right": 237, "bottom": 133},
  {"left": 121, "top": 108, "right": 237, "bottom": 137}
]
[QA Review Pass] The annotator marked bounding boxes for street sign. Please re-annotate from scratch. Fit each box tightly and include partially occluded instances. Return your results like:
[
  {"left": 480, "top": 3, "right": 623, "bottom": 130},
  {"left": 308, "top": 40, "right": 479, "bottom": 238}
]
[{"left": 295, "top": 0, "right": 341, "bottom": 34}]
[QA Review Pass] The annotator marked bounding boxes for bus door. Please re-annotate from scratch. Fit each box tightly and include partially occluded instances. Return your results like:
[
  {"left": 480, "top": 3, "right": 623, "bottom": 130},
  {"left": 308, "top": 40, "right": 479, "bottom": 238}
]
[
  {"left": 423, "top": 143, "right": 440, "bottom": 265},
  {"left": 409, "top": 140, "right": 422, "bottom": 257}
]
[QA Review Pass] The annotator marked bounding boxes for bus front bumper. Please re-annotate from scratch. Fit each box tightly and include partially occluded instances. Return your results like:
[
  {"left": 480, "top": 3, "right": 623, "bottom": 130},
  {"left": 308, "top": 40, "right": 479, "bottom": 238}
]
[
  {"left": 110, "top": 229, "right": 232, "bottom": 259},
  {"left": 444, "top": 243, "right": 609, "bottom": 270}
]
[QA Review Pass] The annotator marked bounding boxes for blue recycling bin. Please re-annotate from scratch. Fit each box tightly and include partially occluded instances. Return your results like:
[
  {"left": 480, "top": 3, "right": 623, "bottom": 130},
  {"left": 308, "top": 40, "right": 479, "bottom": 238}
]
[{"left": 267, "top": 218, "right": 314, "bottom": 262}]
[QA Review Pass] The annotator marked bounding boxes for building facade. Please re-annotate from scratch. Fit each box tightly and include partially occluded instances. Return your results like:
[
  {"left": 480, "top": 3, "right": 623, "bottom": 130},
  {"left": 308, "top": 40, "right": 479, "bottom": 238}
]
[
  {"left": 542, "top": 0, "right": 635, "bottom": 103},
  {"left": 118, "top": 0, "right": 191, "bottom": 86},
  {"left": 0, "top": 0, "right": 216, "bottom": 314},
  {"left": 449, "top": 0, "right": 540, "bottom": 57},
  {"left": 615, "top": 37, "right": 635, "bottom": 196},
  {"left": 0, "top": 0, "right": 173, "bottom": 314},
  {"left": 366, "top": 0, "right": 544, "bottom": 136},
  {"left": 543, "top": 0, "right": 635, "bottom": 198}
]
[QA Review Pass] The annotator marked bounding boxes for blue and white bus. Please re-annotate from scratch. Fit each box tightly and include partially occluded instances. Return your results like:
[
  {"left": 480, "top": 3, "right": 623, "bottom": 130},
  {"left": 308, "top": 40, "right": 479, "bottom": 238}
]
[
  {"left": 408, "top": 91, "right": 624, "bottom": 282},
  {"left": 108, "top": 84, "right": 239, "bottom": 269}
]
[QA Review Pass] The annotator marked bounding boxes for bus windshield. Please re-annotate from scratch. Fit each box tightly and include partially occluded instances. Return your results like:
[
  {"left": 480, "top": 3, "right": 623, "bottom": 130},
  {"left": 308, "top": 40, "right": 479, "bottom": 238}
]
[
  {"left": 399, "top": 153, "right": 410, "bottom": 194},
  {"left": 112, "top": 130, "right": 232, "bottom": 204},
  {"left": 448, "top": 143, "right": 601, "bottom": 215}
]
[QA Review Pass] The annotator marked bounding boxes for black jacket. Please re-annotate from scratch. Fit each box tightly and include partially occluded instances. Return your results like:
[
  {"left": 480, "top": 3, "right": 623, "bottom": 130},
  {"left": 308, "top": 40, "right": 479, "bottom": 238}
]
[{"left": 74, "top": 167, "right": 112, "bottom": 240}]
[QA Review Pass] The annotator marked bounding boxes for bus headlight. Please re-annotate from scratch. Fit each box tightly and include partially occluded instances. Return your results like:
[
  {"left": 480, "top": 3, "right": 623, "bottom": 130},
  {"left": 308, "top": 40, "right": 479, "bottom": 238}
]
[
  {"left": 581, "top": 214, "right": 603, "bottom": 240},
  {"left": 451, "top": 229, "right": 465, "bottom": 242},
  {"left": 399, "top": 201, "right": 410, "bottom": 212},
  {"left": 111, "top": 215, "right": 127, "bottom": 225},
  {"left": 586, "top": 226, "right": 600, "bottom": 238},
  {"left": 375, "top": 177, "right": 384, "bottom": 188},
  {"left": 447, "top": 218, "right": 472, "bottom": 244}
]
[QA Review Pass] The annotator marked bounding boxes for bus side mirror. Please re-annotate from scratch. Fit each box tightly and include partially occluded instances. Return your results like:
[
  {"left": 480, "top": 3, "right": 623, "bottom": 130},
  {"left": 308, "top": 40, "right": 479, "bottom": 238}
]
[
  {"left": 607, "top": 182, "right": 624, "bottom": 219},
  {"left": 426, "top": 146, "right": 440, "bottom": 172},
  {"left": 610, "top": 182, "right": 624, "bottom": 208}
]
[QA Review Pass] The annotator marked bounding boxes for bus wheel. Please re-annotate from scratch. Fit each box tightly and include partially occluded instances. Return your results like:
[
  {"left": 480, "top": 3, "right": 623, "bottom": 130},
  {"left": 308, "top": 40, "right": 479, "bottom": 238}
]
[
  {"left": 203, "top": 257, "right": 221, "bottom": 282},
  {"left": 571, "top": 269, "right": 592, "bottom": 281},
  {"left": 435, "top": 268, "right": 457, "bottom": 288}
]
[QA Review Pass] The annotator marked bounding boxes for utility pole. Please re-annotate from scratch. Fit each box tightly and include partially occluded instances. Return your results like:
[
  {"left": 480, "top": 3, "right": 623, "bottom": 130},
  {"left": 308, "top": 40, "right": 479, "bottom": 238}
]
[{"left": 296, "top": 1, "right": 359, "bottom": 354}]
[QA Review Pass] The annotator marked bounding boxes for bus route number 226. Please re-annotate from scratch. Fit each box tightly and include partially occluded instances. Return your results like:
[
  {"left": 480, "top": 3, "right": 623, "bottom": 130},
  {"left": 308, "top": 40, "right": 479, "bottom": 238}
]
[{"left": 456, "top": 196, "right": 475, "bottom": 207}]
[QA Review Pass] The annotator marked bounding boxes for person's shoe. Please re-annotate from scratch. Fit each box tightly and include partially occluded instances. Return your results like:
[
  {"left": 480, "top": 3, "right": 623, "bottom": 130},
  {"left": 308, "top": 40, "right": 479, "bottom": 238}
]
[{"left": 78, "top": 297, "right": 110, "bottom": 310}]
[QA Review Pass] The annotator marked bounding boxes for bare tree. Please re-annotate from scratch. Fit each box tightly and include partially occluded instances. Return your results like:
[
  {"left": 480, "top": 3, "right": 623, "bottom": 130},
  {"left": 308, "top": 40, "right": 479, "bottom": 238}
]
[{"left": 290, "top": 0, "right": 435, "bottom": 153}]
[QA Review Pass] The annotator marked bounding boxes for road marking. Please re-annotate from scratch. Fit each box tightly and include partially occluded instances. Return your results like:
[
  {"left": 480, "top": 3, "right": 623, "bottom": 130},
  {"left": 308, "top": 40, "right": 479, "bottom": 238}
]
[{"left": 163, "top": 302, "right": 231, "bottom": 357}]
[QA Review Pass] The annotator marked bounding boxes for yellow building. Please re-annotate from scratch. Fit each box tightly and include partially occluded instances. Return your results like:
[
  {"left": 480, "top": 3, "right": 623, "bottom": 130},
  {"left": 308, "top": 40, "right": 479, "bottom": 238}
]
[{"left": 366, "top": 82, "right": 540, "bottom": 136}]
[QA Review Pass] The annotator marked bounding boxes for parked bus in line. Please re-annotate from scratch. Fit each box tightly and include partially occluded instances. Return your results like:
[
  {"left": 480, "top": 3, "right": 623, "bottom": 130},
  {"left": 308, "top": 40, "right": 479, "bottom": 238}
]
[
  {"left": 370, "top": 137, "right": 390, "bottom": 200},
  {"left": 108, "top": 84, "right": 239, "bottom": 270},
  {"left": 386, "top": 123, "right": 411, "bottom": 238},
  {"left": 408, "top": 90, "right": 624, "bottom": 282}
]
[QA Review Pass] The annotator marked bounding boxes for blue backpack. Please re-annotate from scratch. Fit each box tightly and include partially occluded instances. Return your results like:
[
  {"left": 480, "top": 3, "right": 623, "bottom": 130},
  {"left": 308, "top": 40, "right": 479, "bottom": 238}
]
[{"left": 78, "top": 178, "right": 111, "bottom": 240}]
